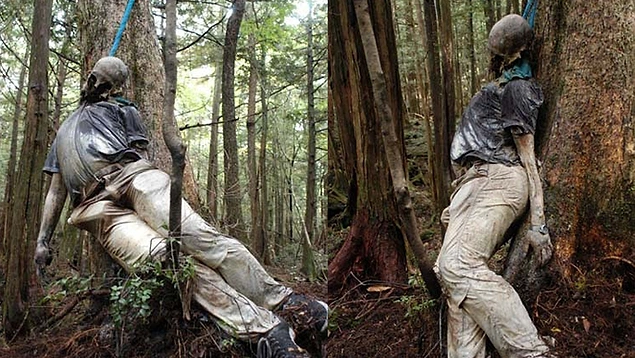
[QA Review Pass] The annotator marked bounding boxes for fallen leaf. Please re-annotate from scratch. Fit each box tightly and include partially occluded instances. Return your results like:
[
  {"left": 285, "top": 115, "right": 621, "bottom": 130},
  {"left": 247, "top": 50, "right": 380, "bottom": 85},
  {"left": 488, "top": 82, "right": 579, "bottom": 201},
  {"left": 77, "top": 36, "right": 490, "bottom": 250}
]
[
  {"left": 583, "top": 317, "right": 591, "bottom": 333},
  {"left": 367, "top": 285, "right": 391, "bottom": 293}
]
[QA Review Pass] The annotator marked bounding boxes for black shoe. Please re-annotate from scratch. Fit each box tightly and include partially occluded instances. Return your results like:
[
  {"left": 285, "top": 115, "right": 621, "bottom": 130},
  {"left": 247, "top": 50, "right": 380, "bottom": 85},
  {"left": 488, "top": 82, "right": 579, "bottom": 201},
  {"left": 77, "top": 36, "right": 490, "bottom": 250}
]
[
  {"left": 276, "top": 293, "right": 328, "bottom": 337},
  {"left": 257, "top": 321, "right": 310, "bottom": 358}
]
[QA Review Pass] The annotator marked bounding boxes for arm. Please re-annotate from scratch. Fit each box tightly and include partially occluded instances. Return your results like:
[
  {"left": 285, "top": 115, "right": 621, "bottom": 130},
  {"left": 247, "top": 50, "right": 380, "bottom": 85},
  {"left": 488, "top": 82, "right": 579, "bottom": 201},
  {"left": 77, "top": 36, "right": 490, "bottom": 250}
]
[
  {"left": 513, "top": 132, "right": 553, "bottom": 266},
  {"left": 34, "top": 173, "right": 67, "bottom": 275}
]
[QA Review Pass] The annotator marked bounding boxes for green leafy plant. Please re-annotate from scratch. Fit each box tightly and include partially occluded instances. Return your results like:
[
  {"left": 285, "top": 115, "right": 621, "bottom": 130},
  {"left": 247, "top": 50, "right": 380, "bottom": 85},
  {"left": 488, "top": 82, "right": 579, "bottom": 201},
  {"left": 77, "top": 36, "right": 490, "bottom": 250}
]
[
  {"left": 41, "top": 275, "right": 93, "bottom": 305},
  {"left": 395, "top": 295, "right": 436, "bottom": 318},
  {"left": 109, "top": 256, "right": 196, "bottom": 329}
]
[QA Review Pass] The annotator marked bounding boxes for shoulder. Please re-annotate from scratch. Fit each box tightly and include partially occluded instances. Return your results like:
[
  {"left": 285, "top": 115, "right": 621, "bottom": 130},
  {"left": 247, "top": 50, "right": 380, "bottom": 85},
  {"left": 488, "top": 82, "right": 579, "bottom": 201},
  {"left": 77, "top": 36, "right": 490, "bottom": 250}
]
[{"left": 502, "top": 79, "right": 544, "bottom": 104}]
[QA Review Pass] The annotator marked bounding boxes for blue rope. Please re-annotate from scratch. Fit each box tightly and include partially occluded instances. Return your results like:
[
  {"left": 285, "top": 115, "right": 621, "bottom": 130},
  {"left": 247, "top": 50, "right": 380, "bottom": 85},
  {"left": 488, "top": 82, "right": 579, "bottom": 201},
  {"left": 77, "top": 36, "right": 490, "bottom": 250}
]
[
  {"left": 109, "top": 0, "right": 137, "bottom": 56},
  {"left": 522, "top": 0, "right": 538, "bottom": 28}
]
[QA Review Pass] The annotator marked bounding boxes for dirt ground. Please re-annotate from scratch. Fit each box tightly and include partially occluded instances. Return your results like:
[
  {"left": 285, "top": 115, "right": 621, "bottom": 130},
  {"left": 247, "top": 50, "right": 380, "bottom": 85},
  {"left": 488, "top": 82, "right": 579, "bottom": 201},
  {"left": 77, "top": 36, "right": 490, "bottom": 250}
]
[
  {"left": 0, "top": 265, "right": 327, "bottom": 358},
  {"left": 326, "top": 258, "right": 635, "bottom": 358}
]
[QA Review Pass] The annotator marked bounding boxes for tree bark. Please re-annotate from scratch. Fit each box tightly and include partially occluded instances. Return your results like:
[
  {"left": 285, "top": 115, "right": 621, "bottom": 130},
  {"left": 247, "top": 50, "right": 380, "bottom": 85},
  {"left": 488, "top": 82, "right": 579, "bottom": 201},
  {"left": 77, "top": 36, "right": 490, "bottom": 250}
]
[
  {"left": 423, "top": 0, "right": 451, "bottom": 213},
  {"left": 162, "top": 0, "right": 185, "bottom": 267},
  {"left": 484, "top": 0, "right": 497, "bottom": 33},
  {"left": 302, "top": 0, "right": 317, "bottom": 280},
  {"left": 353, "top": 0, "right": 440, "bottom": 298},
  {"left": 2, "top": 0, "right": 53, "bottom": 337},
  {"left": 328, "top": 0, "right": 409, "bottom": 293},
  {"left": 0, "top": 51, "right": 27, "bottom": 254},
  {"left": 247, "top": 30, "right": 263, "bottom": 256},
  {"left": 468, "top": 0, "right": 478, "bottom": 96},
  {"left": 258, "top": 49, "right": 272, "bottom": 264},
  {"left": 222, "top": 0, "right": 247, "bottom": 241},
  {"left": 534, "top": 0, "right": 635, "bottom": 277},
  {"left": 207, "top": 60, "right": 222, "bottom": 219}
]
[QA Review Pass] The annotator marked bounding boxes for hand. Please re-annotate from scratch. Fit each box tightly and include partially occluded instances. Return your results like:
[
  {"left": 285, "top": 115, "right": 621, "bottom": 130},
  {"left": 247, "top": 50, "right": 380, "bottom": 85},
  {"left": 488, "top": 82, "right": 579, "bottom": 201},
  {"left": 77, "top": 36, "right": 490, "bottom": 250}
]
[
  {"left": 34, "top": 240, "right": 52, "bottom": 278},
  {"left": 526, "top": 229, "right": 553, "bottom": 267}
]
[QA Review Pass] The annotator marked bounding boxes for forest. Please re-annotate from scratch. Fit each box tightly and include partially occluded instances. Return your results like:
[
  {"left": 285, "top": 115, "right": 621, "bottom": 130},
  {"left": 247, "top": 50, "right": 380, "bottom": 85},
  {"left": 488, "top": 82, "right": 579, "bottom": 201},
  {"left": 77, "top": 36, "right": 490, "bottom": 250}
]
[
  {"left": 0, "top": 0, "right": 634, "bottom": 357},
  {"left": 0, "top": 0, "right": 328, "bottom": 357},
  {"left": 327, "top": 0, "right": 634, "bottom": 357}
]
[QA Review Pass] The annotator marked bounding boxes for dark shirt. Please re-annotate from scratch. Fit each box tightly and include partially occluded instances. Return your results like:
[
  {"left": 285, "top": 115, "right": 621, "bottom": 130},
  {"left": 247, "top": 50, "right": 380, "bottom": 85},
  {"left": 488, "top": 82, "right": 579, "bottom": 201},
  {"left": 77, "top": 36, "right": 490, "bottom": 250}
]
[
  {"left": 44, "top": 100, "right": 149, "bottom": 203},
  {"left": 450, "top": 79, "right": 543, "bottom": 166}
]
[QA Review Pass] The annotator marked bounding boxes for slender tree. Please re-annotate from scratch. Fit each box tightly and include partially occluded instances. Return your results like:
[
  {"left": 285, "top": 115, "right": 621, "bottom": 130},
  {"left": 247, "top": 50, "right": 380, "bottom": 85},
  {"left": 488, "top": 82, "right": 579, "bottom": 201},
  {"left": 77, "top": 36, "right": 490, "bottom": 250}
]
[
  {"left": 0, "top": 51, "right": 28, "bottom": 253},
  {"left": 247, "top": 28, "right": 263, "bottom": 255},
  {"left": 302, "top": 0, "right": 317, "bottom": 280},
  {"left": 2, "top": 0, "right": 53, "bottom": 337},
  {"left": 222, "top": 0, "right": 247, "bottom": 241},
  {"left": 423, "top": 0, "right": 452, "bottom": 212},
  {"left": 258, "top": 48, "right": 272, "bottom": 264},
  {"left": 162, "top": 0, "right": 185, "bottom": 267},
  {"left": 207, "top": 60, "right": 222, "bottom": 219}
]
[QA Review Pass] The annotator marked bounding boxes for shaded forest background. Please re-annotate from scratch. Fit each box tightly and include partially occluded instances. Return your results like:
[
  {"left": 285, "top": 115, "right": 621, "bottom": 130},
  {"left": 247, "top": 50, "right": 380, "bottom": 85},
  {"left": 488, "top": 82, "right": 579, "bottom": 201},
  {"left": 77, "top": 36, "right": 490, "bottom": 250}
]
[
  {"left": 327, "top": 0, "right": 635, "bottom": 357},
  {"left": 0, "top": 0, "right": 328, "bottom": 356}
]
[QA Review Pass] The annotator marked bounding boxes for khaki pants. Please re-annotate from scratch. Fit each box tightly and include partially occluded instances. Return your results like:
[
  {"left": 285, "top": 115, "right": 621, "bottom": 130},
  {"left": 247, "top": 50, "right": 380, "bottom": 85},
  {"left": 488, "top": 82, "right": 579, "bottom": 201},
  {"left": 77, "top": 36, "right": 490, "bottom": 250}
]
[
  {"left": 435, "top": 163, "right": 550, "bottom": 358},
  {"left": 69, "top": 160, "right": 291, "bottom": 340}
]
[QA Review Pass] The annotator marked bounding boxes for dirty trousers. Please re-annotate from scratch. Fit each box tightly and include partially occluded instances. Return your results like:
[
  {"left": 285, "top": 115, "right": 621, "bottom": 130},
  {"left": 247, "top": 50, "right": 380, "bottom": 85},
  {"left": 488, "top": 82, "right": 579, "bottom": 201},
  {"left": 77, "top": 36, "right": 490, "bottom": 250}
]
[
  {"left": 69, "top": 160, "right": 291, "bottom": 340},
  {"left": 434, "top": 163, "right": 550, "bottom": 358}
]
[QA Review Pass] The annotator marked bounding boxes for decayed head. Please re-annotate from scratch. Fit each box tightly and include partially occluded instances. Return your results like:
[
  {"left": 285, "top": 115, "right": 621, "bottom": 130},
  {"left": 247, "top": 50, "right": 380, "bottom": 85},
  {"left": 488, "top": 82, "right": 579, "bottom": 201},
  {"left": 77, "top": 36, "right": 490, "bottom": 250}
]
[
  {"left": 488, "top": 14, "right": 532, "bottom": 65},
  {"left": 81, "top": 56, "right": 129, "bottom": 102}
]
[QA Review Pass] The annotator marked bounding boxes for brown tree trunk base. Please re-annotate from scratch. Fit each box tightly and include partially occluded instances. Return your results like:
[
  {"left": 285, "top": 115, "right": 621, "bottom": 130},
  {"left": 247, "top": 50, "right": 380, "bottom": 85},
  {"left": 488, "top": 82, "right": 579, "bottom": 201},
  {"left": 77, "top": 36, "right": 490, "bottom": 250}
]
[{"left": 328, "top": 210, "right": 407, "bottom": 295}]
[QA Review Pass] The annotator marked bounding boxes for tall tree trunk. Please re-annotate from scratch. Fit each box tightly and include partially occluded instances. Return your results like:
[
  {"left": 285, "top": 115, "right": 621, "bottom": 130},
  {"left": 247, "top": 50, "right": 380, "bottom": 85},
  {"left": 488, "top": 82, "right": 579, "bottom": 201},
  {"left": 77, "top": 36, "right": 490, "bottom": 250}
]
[
  {"left": 423, "top": 0, "right": 451, "bottom": 213},
  {"left": 274, "top": 160, "right": 284, "bottom": 255},
  {"left": 286, "top": 165, "right": 294, "bottom": 243},
  {"left": 536, "top": 0, "right": 635, "bottom": 276},
  {"left": 1, "top": 52, "right": 28, "bottom": 254},
  {"left": 437, "top": 0, "right": 457, "bottom": 151},
  {"left": 207, "top": 60, "right": 222, "bottom": 219},
  {"left": 247, "top": 31, "right": 263, "bottom": 256},
  {"left": 302, "top": 0, "right": 317, "bottom": 280},
  {"left": 468, "top": 0, "right": 478, "bottom": 96},
  {"left": 328, "top": 0, "right": 408, "bottom": 293},
  {"left": 51, "top": 58, "right": 67, "bottom": 130},
  {"left": 162, "top": 0, "right": 185, "bottom": 267},
  {"left": 259, "top": 49, "right": 272, "bottom": 264},
  {"left": 353, "top": 0, "right": 440, "bottom": 297},
  {"left": 2, "top": 0, "right": 53, "bottom": 337},
  {"left": 484, "top": 0, "right": 497, "bottom": 33},
  {"left": 222, "top": 0, "right": 247, "bottom": 241}
]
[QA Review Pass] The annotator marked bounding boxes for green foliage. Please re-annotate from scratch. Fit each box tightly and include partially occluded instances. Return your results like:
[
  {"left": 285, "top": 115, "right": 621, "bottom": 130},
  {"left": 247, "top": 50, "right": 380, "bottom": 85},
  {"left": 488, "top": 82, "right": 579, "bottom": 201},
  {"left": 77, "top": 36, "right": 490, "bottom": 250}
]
[
  {"left": 110, "top": 274, "right": 161, "bottom": 328},
  {"left": 109, "top": 257, "right": 196, "bottom": 329},
  {"left": 41, "top": 275, "right": 93, "bottom": 305},
  {"left": 396, "top": 274, "right": 437, "bottom": 318},
  {"left": 395, "top": 294, "right": 436, "bottom": 319}
]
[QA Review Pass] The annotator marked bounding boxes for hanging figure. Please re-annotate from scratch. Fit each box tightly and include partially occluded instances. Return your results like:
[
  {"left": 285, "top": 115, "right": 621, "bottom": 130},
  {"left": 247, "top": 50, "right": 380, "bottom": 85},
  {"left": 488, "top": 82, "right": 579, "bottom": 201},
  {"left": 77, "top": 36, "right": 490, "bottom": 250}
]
[
  {"left": 434, "top": 14, "right": 555, "bottom": 358},
  {"left": 34, "top": 56, "right": 327, "bottom": 358}
]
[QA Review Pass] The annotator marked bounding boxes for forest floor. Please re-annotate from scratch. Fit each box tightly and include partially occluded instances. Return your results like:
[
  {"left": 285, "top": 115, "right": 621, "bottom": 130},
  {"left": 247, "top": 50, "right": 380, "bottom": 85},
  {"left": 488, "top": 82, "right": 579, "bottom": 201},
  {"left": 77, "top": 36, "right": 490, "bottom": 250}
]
[
  {"left": 326, "top": 187, "right": 635, "bottom": 358},
  {"left": 0, "top": 263, "right": 327, "bottom": 358}
]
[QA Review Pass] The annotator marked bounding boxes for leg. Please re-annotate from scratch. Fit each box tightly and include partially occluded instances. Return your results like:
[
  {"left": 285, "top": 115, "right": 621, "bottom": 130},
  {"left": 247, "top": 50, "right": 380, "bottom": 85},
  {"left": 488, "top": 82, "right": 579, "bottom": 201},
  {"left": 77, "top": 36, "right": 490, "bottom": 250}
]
[
  {"left": 69, "top": 200, "right": 281, "bottom": 340},
  {"left": 192, "top": 260, "right": 281, "bottom": 341},
  {"left": 436, "top": 164, "right": 549, "bottom": 357},
  {"left": 126, "top": 169, "right": 291, "bottom": 308},
  {"left": 446, "top": 301, "right": 487, "bottom": 358}
]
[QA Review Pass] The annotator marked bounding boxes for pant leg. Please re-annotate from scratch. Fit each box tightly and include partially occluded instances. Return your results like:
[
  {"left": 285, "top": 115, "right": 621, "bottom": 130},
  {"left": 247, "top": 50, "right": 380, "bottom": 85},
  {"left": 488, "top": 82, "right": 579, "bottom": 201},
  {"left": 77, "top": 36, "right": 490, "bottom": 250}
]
[
  {"left": 126, "top": 169, "right": 291, "bottom": 309},
  {"left": 69, "top": 199, "right": 280, "bottom": 339},
  {"left": 446, "top": 301, "right": 487, "bottom": 358},
  {"left": 192, "top": 261, "right": 281, "bottom": 341},
  {"left": 435, "top": 163, "right": 549, "bottom": 358}
]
